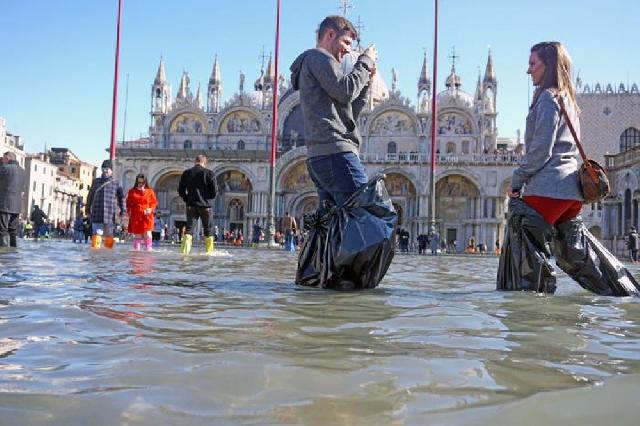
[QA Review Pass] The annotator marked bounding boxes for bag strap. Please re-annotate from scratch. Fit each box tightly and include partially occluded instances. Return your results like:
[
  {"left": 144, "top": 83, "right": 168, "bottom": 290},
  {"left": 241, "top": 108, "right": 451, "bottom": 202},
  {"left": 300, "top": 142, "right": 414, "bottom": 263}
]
[{"left": 556, "top": 95, "right": 599, "bottom": 182}]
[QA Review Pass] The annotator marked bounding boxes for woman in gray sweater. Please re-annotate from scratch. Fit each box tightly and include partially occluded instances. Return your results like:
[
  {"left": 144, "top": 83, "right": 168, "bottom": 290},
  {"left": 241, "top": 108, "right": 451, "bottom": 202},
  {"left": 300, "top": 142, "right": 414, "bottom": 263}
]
[{"left": 498, "top": 42, "right": 639, "bottom": 296}]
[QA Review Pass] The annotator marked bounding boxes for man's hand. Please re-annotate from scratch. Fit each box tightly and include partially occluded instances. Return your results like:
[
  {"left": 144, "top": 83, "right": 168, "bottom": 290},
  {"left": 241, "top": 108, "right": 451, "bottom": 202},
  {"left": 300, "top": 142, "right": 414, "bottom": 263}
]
[
  {"left": 143, "top": 208, "right": 152, "bottom": 215},
  {"left": 507, "top": 186, "right": 521, "bottom": 198},
  {"left": 370, "top": 66, "right": 377, "bottom": 77},
  {"left": 362, "top": 44, "right": 378, "bottom": 63}
]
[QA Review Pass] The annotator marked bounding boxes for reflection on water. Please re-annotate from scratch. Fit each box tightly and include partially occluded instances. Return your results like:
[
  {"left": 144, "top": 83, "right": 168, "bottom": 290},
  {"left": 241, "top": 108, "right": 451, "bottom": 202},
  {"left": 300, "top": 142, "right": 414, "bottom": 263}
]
[{"left": 1, "top": 241, "right": 639, "bottom": 425}]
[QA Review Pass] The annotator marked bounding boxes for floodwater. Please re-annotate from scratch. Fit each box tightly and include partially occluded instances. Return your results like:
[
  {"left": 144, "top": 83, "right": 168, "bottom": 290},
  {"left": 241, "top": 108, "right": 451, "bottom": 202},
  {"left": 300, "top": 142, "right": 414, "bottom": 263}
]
[{"left": 1, "top": 241, "right": 639, "bottom": 425}]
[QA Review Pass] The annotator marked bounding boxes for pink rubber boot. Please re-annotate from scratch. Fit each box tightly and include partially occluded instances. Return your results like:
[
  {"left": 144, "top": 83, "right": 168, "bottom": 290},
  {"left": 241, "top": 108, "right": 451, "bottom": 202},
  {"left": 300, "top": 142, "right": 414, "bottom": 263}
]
[
  {"left": 144, "top": 235, "right": 153, "bottom": 251},
  {"left": 133, "top": 238, "right": 142, "bottom": 251}
]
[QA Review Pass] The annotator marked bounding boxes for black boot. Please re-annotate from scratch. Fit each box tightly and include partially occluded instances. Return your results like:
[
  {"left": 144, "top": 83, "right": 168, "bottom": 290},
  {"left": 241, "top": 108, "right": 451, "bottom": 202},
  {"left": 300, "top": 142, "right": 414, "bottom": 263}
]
[
  {"left": 497, "top": 198, "right": 557, "bottom": 293},
  {"left": 553, "top": 216, "right": 640, "bottom": 297}
]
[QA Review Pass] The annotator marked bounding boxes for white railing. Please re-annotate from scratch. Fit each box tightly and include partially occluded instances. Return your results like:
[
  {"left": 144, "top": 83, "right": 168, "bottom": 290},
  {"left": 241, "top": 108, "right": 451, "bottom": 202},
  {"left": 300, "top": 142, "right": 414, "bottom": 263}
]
[{"left": 360, "top": 152, "right": 522, "bottom": 165}]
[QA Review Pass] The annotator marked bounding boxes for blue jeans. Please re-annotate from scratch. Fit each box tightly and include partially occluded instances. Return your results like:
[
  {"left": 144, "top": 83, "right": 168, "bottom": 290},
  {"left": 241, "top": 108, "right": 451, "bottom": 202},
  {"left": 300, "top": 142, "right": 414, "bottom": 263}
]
[{"left": 306, "top": 152, "right": 368, "bottom": 208}]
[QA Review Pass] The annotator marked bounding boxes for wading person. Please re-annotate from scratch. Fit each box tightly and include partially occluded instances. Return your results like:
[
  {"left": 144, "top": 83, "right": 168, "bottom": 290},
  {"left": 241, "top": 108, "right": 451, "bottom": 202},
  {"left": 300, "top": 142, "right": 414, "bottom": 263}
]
[
  {"left": 0, "top": 151, "right": 25, "bottom": 248},
  {"left": 498, "top": 41, "right": 639, "bottom": 296},
  {"left": 290, "top": 15, "right": 377, "bottom": 210},
  {"left": 177, "top": 154, "right": 217, "bottom": 255},
  {"left": 30, "top": 205, "right": 47, "bottom": 242},
  {"left": 126, "top": 174, "right": 158, "bottom": 251},
  {"left": 87, "top": 160, "right": 125, "bottom": 249},
  {"left": 627, "top": 226, "right": 639, "bottom": 263},
  {"left": 281, "top": 212, "right": 297, "bottom": 252}
]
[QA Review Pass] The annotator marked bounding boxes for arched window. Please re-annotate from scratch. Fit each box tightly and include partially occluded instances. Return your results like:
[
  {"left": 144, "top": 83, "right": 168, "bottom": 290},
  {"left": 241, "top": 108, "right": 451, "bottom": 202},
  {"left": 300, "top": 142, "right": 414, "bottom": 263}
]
[
  {"left": 387, "top": 141, "right": 397, "bottom": 154},
  {"left": 620, "top": 128, "right": 640, "bottom": 152},
  {"left": 237, "top": 140, "right": 245, "bottom": 150},
  {"left": 446, "top": 142, "right": 456, "bottom": 154},
  {"left": 625, "top": 188, "right": 632, "bottom": 232},
  {"left": 183, "top": 140, "right": 192, "bottom": 149}
]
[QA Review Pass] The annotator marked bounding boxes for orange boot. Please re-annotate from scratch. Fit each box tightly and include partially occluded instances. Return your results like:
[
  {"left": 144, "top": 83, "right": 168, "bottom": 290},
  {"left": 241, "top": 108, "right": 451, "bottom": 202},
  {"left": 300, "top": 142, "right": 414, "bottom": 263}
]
[
  {"left": 91, "top": 235, "right": 102, "bottom": 249},
  {"left": 104, "top": 236, "right": 115, "bottom": 249}
]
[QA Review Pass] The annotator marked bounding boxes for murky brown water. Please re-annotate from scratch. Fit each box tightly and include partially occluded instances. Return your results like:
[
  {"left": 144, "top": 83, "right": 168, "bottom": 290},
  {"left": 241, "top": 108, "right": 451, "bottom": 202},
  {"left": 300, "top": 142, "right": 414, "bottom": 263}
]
[{"left": 1, "top": 241, "right": 639, "bottom": 425}]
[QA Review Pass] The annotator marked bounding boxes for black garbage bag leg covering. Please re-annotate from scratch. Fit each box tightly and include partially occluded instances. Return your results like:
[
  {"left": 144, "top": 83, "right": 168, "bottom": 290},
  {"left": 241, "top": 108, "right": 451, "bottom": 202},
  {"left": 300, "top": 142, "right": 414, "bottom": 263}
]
[
  {"left": 497, "top": 198, "right": 557, "bottom": 293},
  {"left": 553, "top": 217, "right": 640, "bottom": 297},
  {"left": 296, "top": 174, "right": 397, "bottom": 290}
]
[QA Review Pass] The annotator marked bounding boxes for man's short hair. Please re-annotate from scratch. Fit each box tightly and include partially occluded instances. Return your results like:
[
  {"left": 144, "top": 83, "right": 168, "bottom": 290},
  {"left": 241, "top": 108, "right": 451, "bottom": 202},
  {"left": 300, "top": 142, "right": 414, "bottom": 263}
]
[
  {"left": 3, "top": 151, "right": 16, "bottom": 161},
  {"left": 317, "top": 15, "right": 357, "bottom": 42},
  {"left": 195, "top": 154, "right": 207, "bottom": 164}
]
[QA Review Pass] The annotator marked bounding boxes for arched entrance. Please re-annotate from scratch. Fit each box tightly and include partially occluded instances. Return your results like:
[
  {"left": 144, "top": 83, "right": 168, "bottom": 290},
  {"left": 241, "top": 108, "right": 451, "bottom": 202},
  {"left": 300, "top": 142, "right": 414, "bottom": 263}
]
[
  {"left": 435, "top": 174, "right": 480, "bottom": 252},
  {"left": 227, "top": 198, "right": 245, "bottom": 232},
  {"left": 214, "top": 169, "right": 253, "bottom": 233},
  {"left": 155, "top": 173, "right": 186, "bottom": 233},
  {"left": 384, "top": 172, "right": 416, "bottom": 235},
  {"left": 293, "top": 195, "right": 318, "bottom": 231}
]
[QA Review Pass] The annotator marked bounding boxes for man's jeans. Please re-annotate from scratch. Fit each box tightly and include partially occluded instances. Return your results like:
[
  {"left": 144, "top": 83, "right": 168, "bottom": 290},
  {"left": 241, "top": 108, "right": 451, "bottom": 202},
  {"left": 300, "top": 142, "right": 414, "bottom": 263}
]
[{"left": 306, "top": 152, "right": 368, "bottom": 208}]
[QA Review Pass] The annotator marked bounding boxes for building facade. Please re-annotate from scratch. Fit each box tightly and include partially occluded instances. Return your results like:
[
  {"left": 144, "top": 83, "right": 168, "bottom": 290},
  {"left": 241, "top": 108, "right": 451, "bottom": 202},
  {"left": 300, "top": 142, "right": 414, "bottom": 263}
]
[
  {"left": 116, "top": 50, "right": 520, "bottom": 251},
  {"left": 0, "top": 117, "right": 26, "bottom": 168},
  {"left": 578, "top": 80, "right": 640, "bottom": 251},
  {"left": 48, "top": 147, "right": 96, "bottom": 212}
]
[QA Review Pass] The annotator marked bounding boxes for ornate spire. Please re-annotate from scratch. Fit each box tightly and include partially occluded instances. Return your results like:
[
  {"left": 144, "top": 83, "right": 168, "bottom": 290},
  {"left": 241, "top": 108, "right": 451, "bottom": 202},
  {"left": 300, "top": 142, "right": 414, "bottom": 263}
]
[
  {"left": 475, "top": 70, "right": 483, "bottom": 101},
  {"left": 391, "top": 68, "right": 397, "bottom": 92},
  {"left": 209, "top": 54, "right": 221, "bottom": 85},
  {"left": 483, "top": 49, "right": 496, "bottom": 84},
  {"left": 445, "top": 47, "right": 462, "bottom": 89},
  {"left": 265, "top": 52, "right": 275, "bottom": 83},
  {"left": 338, "top": 0, "right": 353, "bottom": 17},
  {"left": 418, "top": 52, "right": 430, "bottom": 87},
  {"left": 195, "top": 83, "right": 202, "bottom": 108},
  {"left": 154, "top": 56, "right": 166, "bottom": 85},
  {"left": 176, "top": 71, "right": 191, "bottom": 101}
]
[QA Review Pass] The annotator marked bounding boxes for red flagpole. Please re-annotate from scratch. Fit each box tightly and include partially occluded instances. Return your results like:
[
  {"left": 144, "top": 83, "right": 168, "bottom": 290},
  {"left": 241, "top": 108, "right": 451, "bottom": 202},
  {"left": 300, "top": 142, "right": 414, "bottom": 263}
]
[
  {"left": 429, "top": 0, "right": 439, "bottom": 231},
  {"left": 270, "top": 0, "right": 280, "bottom": 168},
  {"left": 109, "top": 0, "right": 123, "bottom": 161},
  {"left": 266, "top": 0, "right": 281, "bottom": 245}
]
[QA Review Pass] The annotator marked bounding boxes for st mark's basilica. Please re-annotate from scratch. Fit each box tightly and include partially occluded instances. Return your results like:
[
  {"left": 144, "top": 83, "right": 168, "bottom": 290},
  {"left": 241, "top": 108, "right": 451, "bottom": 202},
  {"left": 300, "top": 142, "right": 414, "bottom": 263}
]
[{"left": 115, "top": 45, "right": 521, "bottom": 251}]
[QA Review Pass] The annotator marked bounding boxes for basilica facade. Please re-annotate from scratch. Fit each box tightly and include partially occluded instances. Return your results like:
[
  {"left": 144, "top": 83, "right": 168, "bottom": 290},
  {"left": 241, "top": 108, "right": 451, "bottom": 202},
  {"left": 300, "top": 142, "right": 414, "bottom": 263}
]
[{"left": 115, "top": 50, "right": 520, "bottom": 251}]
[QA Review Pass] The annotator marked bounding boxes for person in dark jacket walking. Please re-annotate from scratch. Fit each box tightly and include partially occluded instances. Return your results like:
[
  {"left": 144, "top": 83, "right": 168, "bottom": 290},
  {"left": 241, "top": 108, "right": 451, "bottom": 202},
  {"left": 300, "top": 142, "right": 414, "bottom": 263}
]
[
  {"left": 178, "top": 154, "right": 217, "bottom": 254},
  {"left": 289, "top": 15, "right": 377, "bottom": 209},
  {"left": 0, "top": 151, "right": 25, "bottom": 247},
  {"left": 86, "top": 160, "right": 124, "bottom": 249},
  {"left": 498, "top": 41, "right": 638, "bottom": 296},
  {"left": 627, "top": 226, "right": 639, "bottom": 263},
  {"left": 30, "top": 205, "right": 47, "bottom": 241}
]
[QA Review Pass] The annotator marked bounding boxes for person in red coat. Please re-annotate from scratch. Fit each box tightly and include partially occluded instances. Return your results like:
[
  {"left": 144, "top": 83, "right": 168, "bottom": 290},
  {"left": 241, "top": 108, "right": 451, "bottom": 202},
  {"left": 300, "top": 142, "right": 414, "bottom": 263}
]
[{"left": 126, "top": 174, "right": 158, "bottom": 251}]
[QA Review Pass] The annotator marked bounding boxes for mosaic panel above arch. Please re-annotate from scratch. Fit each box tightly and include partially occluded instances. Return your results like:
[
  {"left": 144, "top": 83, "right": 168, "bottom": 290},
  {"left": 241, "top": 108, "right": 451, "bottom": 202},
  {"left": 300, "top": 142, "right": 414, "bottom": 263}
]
[
  {"left": 370, "top": 111, "right": 416, "bottom": 136},
  {"left": 281, "top": 162, "right": 314, "bottom": 192},
  {"left": 435, "top": 174, "right": 480, "bottom": 221},
  {"left": 217, "top": 170, "right": 253, "bottom": 193},
  {"left": 169, "top": 113, "right": 207, "bottom": 134},
  {"left": 219, "top": 110, "right": 261, "bottom": 134},
  {"left": 438, "top": 112, "right": 472, "bottom": 136},
  {"left": 385, "top": 173, "right": 416, "bottom": 197}
]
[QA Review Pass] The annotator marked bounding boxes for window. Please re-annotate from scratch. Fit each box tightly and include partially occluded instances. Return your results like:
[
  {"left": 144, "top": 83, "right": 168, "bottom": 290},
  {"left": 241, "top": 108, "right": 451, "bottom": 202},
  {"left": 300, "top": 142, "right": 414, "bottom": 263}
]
[
  {"left": 387, "top": 141, "right": 397, "bottom": 154},
  {"left": 35, "top": 164, "right": 37, "bottom": 172},
  {"left": 620, "top": 127, "right": 640, "bottom": 152},
  {"left": 33, "top": 182, "right": 36, "bottom": 191},
  {"left": 446, "top": 142, "right": 456, "bottom": 154},
  {"left": 237, "top": 140, "right": 245, "bottom": 150},
  {"left": 183, "top": 140, "right": 192, "bottom": 149}
]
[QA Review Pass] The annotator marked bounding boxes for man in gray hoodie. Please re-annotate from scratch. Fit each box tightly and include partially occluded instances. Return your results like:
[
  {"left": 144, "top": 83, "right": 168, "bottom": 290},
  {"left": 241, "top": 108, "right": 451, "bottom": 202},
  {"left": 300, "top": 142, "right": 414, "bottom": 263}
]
[{"left": 290, "top": 15, "right": 377, "bottom": 208}]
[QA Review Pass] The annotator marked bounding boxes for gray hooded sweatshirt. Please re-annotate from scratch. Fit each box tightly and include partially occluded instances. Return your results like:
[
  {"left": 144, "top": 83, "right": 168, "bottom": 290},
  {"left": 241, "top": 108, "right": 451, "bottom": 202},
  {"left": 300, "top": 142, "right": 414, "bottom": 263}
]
[
  {"left": 290, "top": 47, "right": 374, "bottom": 158},
  {"left": 511, "top": 89, "right": 583, "bottom": 201}
]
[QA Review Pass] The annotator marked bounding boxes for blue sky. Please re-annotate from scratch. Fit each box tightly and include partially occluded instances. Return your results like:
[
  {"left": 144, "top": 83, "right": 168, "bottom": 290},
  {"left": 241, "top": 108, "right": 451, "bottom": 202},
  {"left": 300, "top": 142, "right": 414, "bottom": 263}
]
[{"left": 1, "top": 0, "right": 639, "bottom": 166}]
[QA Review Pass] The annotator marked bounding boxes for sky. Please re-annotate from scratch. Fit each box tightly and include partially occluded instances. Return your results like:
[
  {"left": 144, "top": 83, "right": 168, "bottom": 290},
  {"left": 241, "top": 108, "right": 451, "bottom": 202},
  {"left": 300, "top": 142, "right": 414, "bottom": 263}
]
[{"left": 1, "top": 0, "right": 639, "bottom": 166}]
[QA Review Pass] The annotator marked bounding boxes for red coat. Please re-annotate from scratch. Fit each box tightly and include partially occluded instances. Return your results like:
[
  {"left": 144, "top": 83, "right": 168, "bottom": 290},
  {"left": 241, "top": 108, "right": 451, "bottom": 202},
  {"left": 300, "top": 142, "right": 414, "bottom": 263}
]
[{"left": 126, "top": 187, "right": 157, "bottom": 234}]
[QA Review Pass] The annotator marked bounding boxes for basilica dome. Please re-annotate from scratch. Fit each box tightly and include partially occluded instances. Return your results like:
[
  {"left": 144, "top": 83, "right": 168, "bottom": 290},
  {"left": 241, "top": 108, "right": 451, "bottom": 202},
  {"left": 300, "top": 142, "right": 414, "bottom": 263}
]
[
  {"left": 437, "top": 65, "right": 473, "bottom": 108},
  {"left": 340, "top": 49, "right": 389, "bottom": 105}
]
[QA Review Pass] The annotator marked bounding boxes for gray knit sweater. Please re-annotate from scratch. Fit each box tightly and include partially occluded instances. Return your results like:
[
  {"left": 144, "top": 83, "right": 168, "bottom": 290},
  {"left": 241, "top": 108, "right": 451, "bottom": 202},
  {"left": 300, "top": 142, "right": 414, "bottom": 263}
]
[
  {"left": 512, "top": 89, "right": 583, "bottom": 201},
  {"left": 290, "top": 48, "right": 373, "bottom": 158}
]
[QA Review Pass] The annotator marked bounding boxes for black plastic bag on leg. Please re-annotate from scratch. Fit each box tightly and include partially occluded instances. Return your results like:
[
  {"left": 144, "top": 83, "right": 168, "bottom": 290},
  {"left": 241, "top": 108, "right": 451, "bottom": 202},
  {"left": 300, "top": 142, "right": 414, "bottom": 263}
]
[
  {"left": 296, "top": 174, "right": 397, "bottom": 290},
  {"left": 554, "top": 217, "right": 640, "bottom": 297},
  {"left": 497, "top": 198, "right": 557, "bottom": 293}
]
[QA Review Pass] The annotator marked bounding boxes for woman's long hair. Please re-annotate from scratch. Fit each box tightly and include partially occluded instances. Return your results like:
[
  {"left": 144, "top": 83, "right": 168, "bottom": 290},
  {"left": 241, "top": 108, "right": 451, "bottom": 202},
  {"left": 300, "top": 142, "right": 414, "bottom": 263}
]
[
  {"left": 530, "top": 41, "right": 579, "bottom": 113},
  {"left": 131, "top": 173, "right": 149, "bottom": 190}
]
